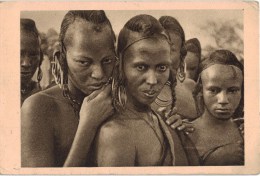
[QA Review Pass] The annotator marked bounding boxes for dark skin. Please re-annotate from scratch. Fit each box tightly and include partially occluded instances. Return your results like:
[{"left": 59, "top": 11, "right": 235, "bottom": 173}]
[
  {"left": 21, "top": 20, "right": 115, "bottom": 167},
  {"left": 20, "top": 31, "right": 41, "bottom": 104},
  {"left": 22, "top": 19, "right": 184, "bottom": 167},
  {"left": 188, "top": 65, "right": 244, "bottom": 165},
  {"left": 95, "top": 38, "right": 173, "bottom": 166}
]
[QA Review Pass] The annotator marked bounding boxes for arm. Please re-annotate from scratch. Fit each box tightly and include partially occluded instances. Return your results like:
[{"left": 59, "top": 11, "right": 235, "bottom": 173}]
[
  {"left": 63, "top": 85, "right": 114, "bottom": 167},
  {"left": 21, "top": 95, "right": 55, "bottom": 167},
  {"left": 94, "top": 122, "right": 136, "bottom": 166}
]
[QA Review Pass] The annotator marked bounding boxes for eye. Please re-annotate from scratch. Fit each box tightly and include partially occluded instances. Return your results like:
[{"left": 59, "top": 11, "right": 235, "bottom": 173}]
[
  {"left": 157, "top": 65, "right": 168, "bottom": 72},
  {"left": 77, "top": 60, "right": 91, "bottom": 67},
  {"left": 208, "top": 87, "right": 220, "bottom": 94},
  {"left": 136, "top": 65, "right": 147, "bottom": 71},
  {"left": 102, "top": 57, "right": 112, "bottom": 64},
  {"left": 228, "top": 87, "right": 240, "bottom": 94}
]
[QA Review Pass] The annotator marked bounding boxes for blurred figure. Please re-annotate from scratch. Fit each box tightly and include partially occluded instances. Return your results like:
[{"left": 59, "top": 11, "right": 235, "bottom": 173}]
[
  {"left": 20, "top": 18, "right": 43, "bottom": 105},
  {"left": 152, "top": 16, "right": 198, "bottom": 120},
  {"left": 185, "top": 38, "right": 201, "bottom": 82}
]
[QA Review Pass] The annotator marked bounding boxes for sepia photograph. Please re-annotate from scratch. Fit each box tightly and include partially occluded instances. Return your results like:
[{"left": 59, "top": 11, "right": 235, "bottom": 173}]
[{"left": 0, "top": 1, "right": 259, "bottom": 174}]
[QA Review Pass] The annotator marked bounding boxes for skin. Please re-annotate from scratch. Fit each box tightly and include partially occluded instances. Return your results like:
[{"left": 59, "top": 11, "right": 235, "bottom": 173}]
[
  {"left": 189, "top": 64, "right": 244, "bottom": 165},
  {"left": 185, "top": 51, "right": 200, "bottom": 81},
  {"left": 95, "top": 38, "right": 173, "bottom": 166},
  {"left": 20, "top": 32, "right": 41, "bottom": 90},
  {"left": 21, "top": 19, "right": 115, "bottom": 167}
]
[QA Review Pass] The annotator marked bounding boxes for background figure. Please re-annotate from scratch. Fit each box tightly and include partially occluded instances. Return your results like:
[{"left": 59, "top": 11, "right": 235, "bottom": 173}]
[
  {"left": 185, "top": 38, "right": 201, "bottom": 82},
  {"left": 189, "top": 49, "right": 244, "bottom": 165},
  {"left": 20, "top": 18, "right": 43, "bottom": 105},
  {"left": 152, "top": 16, "right": 198, "bottom": 120}
]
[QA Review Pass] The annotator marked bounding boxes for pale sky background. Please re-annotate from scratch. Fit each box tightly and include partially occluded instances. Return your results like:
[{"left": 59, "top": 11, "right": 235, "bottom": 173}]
[{"left": 21, "top": 10, "right": 243, "bottom": 56}]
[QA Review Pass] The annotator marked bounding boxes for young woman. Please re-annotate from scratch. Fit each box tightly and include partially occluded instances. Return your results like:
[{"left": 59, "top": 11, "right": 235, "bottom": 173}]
[
  {"left": 152, "top": 16, "right": 198, "bottom": 120},
  {"left": 189, "top": 50, "right": 244, "bottom": 165},
  {"left": 20, "top": 19, "right": 43, "bottom": 105},
  {"left": 21, "top": 10, "right": 117, "bottom": 167},
  {"left": 94, "top": 14, "right": 198, "bottom": 166}
]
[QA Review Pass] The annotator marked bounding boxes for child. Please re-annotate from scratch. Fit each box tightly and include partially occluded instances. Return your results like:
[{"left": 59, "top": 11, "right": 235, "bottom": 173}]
[{"left": 189, "top": 49, "right": 244, "bottom": 165}]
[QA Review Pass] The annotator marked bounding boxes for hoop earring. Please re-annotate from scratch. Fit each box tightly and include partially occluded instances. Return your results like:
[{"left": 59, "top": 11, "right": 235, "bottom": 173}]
[
  {"left": 118, "top": 85, "right": 127, "bottom": 108},
  {"left": 177, "top": 62, "right": 186, "bottom": 83},
  {"left": 52, "top": 53, "right": 66, "bottom": 88},
  {"left": 37, "top": 66, "right": 43, "bottom": 83}
]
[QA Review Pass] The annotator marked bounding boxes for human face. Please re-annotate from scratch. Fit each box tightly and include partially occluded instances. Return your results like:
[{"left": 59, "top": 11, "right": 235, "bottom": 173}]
[
  {"left": 185, "top": 51, "right": 200, "bottom": 81},
  {"left": 168, "top": 31, "right": 182, "bottom": 78},
  {"left": 20, "top": 32, "right": 41, "bottom": 85},
  {"left": 201, "top": 64, "right": 243, "bottom": 120},
  {"left": 123, "top": 38, "right": 171, "bottom": 108},
  {"left": 65, "top": 20, "right": 116, "bottom": 96}
]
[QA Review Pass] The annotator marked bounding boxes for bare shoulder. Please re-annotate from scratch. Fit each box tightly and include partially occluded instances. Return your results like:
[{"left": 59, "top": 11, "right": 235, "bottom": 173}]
[
  {"left": 98, "top": 115, "right": 132, "bottom": 142},
  {"left": 21, "top": 86, "right": 63, "bottom": 128}
]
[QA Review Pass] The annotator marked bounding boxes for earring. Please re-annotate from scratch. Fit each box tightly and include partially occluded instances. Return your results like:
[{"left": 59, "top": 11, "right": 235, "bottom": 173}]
[
  {"left": 51, "top": 54, "right": 64, "bottom": 88},
  {"left": 118, "top": 85, "right": 127, "bottom": 108},
  {"left": 177, "top": 61, "right": 186, "bottom": 83},
  {"left": 37, "top": 66, "right": 43, "bottom": 83}
]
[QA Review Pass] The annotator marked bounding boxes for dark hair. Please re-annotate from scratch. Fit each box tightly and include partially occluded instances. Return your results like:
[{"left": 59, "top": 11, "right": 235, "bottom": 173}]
[
  {"left": 185, "top": 38, "right": 201, "bottom": 59},
  {"left": 193, "top": 49, "right": 244, "bottom": 118},
  {"left": 113, "top": 14, "right": 173, "bottom": 112},
  {"left": 159, "top": 16, "right": 186, "bottom": 59},
  {"left": 55, "top": 10, "right": 116, "bottom": 84},
  {"left": 20, "top": 18, "right": 43, "bottom": 69}
]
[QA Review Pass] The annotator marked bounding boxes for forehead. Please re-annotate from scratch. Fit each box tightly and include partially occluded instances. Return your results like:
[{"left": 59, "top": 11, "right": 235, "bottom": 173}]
[
  {"left": 124, "top": 38, "right": 171, "bottom": 64},
  {"left": 21, "top": 32, "right": 40, "bottom": 50},
  {"left": 65, "top": 19, "right": 114, "bottom": 51},
  {"left": 201, "top": 64, "right": 243, "bottom": 86}
]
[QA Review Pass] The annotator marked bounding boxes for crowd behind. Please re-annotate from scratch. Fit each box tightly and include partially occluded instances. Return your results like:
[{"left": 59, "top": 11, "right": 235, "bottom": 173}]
[{"left": 20, "top": 10, "right": 244, "bottom": 167}]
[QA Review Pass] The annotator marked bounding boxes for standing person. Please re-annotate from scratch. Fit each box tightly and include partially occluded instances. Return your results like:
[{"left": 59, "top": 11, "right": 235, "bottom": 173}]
[
  {"left": 21, "top": 11, "right": 184, "bottom": 167},
  {"left": 21, "top": 10, "right": 117, "bottom": 167},
  {"left": 152, "top": 16, "right": 198, "bottom": 120},
  {"left": 185, "top": 38, "right": 201, "bottom": 82},
  {"left": 94, "top": 14, "right": 198, "bottom": 166},
  {"left": 20, "top": 19, "right": 43, "bottom": 105},
  {"left": 189, "top": 50, "right": 244, "bottom": 165}
]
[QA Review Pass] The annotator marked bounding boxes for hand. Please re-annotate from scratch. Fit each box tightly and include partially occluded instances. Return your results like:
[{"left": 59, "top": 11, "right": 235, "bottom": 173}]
[
  {"left": 157, "top": 107, "right": 195, "bottom": 132},
  {"left": 79, "top": 84, "right": 114, "bottom": 128}
]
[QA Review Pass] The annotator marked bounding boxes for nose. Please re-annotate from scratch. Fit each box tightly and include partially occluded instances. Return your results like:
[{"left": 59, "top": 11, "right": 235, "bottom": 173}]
[
  {"left": 91, "top": 64, "right": 104, "bottom": 80},
  {"left": 146, "top": 70, "right": 157, "bottom": 85},
  {"left": 21, "top": 56, "right": 32, "bottom": 68},
  {"left": 217, "top": 91, "right": 229, "bottom": 104}
]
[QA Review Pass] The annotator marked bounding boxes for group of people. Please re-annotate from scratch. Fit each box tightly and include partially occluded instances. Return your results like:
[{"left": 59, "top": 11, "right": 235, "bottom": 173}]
[{"left": 20, "top": 10, "right": 244, "bottom": 167}]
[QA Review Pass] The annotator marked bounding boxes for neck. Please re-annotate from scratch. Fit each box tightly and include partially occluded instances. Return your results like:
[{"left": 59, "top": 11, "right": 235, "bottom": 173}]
[
  {"left": 67, "top": 78, "right": 85, "bottom": 104},
  {"left": 125, "top": 96, "right": 151, "bottom": 113},
  {"left": 201, "top": 108, "right": 232, "bottom": 128}
]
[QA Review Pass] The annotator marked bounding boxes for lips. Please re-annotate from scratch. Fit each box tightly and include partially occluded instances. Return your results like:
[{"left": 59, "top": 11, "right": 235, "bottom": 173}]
[
  {"left": 88, "top": 82, "right": 105, "bottom": 91},
  {"left": 21, "top": 71, "right": 33, "bottom": 77},
  {"left": 143, "top": 89, "right": 157, "bottom": 98},
  {"left": 215, "top": 108, "right": 231, "bottom": 114}
]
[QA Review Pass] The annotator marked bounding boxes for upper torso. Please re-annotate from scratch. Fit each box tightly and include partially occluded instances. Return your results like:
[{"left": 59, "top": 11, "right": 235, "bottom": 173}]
[
  {"left": 94, "top": 110, "right": 172, "bottom": 166},
  {"left": 21, "top": 85, "right": 80, "bottom": 166},
  {"left": 188, "top": 117, "right": 244, "bottom": 165}
]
